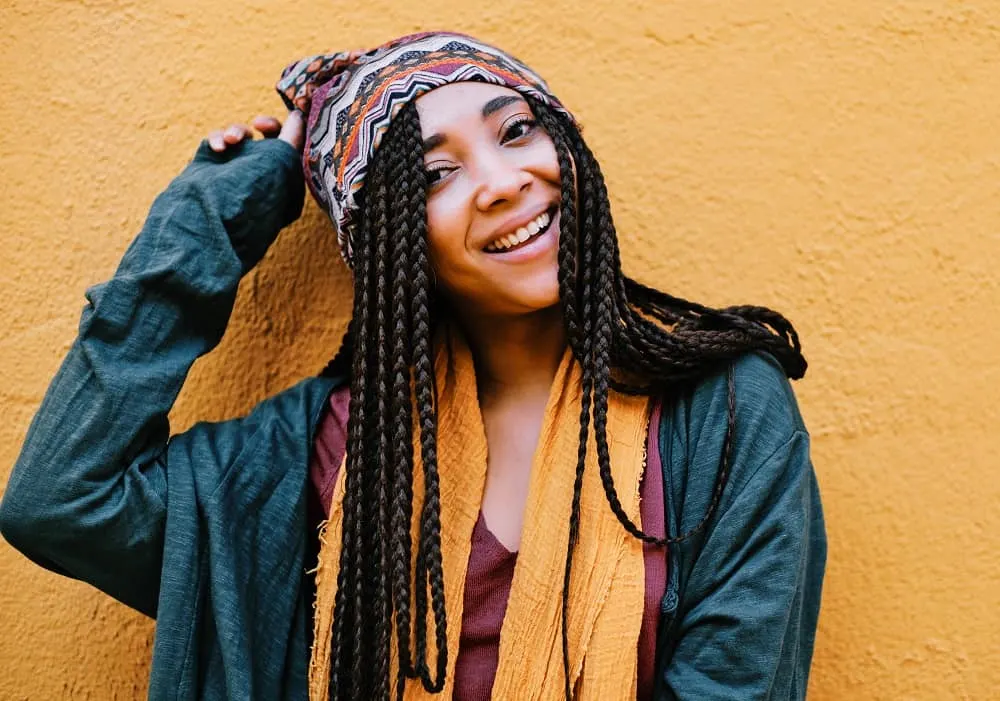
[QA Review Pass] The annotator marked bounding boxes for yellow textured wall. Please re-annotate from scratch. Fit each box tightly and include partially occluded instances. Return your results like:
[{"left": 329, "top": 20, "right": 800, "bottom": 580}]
[{"left": 1, "top": 0, "right": 998, "bottom": 698}]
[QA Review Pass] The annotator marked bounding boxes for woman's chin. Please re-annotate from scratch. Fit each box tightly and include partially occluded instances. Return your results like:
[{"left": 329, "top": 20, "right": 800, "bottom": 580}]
[
  {"left": 451, "top": 267, "right": 560, "bottom": 318},
  {"left": 509, "top": 283, "right": 561, "bottom": 315}
]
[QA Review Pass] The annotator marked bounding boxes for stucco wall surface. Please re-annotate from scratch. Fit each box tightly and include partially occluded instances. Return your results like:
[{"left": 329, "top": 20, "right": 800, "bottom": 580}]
[{"left": 1, "top": 1, "right": 998, "bottom": 699}]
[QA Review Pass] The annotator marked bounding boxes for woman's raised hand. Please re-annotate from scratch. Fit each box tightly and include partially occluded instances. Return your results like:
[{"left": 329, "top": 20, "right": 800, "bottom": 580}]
[
  {"left": 192, "top": 109, "right": 308, "bottom": 270},
  {"left": 206, "top": 110, "right": 305, "bottom": 154}
]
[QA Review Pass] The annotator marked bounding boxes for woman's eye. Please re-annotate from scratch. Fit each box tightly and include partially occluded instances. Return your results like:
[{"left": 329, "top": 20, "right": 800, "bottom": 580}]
[
  {"left": 425, "top": 166, "right": 453, "bottom": 185},
  {"left": 501, "top": 118, "right": 537, "bottom": 144}
]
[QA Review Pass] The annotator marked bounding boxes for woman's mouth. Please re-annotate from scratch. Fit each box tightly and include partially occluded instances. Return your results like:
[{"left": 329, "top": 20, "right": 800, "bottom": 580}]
[{"left": 483, "top": 206, "right": 558, "bottom": 254}]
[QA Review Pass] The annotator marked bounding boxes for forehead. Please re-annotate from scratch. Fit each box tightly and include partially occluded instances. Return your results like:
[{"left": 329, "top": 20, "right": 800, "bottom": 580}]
[{"left": 414, "top": 82, "right": 525, "bottom": 134}]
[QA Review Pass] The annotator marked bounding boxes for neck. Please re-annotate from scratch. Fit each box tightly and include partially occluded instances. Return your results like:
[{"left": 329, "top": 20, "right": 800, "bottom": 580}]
[{"left": 453, "top": 304, "right": 567, "bottom": 405}]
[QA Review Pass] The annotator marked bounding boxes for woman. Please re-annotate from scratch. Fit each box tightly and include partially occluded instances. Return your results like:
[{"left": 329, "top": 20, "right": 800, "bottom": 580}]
[{"left": 0, "top": 31, "right": 825, "bottom": 701}]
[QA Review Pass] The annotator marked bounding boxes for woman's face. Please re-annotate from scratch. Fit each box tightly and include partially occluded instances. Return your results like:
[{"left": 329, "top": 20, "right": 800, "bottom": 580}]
[{"left": 414, "top": 82, "right": 563, "bottom": 319}]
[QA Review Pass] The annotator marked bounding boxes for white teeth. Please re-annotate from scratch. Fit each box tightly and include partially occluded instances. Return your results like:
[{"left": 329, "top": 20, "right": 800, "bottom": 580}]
[{"left": 486, "top": 209, "right": 554, "bottom": 252}]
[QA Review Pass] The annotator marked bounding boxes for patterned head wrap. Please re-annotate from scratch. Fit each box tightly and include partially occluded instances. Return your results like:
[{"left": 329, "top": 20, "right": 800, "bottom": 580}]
[{"left": 275, "top": 31, "right": 576, "bottom": 266}]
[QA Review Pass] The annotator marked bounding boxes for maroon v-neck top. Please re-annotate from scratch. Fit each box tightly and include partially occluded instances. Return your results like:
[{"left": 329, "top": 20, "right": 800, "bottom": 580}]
[{"left": 308, "top": 386, "right": 667, "bottom": 700}]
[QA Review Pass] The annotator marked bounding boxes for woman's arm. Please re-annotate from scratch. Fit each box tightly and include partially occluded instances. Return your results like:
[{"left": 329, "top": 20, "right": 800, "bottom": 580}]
[
  {"left": 0, "top": 133, "right": 304, "bottom": 617},
  {"left": 658, "top": 353, "right": 827, "bottom": 700}
]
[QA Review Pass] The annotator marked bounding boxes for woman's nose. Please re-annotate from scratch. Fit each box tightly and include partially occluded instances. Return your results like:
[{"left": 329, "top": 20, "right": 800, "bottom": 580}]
[{"left": 473, "top": 150, "right": 533, "bottom": 211}]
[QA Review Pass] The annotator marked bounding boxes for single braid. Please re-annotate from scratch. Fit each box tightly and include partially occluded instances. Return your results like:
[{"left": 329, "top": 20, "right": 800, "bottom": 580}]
[
  {"left": 328, "top": 185, "right": 374, "bottom": 699},
  {"left": 536, "top": 103, "right": 598, "bottom": 697},
  {"left": 409, "top": 195, "right": 449, "bottom": 693},
  {"left": 386, "top": 116, "right": 420, "bottom": 699},
  {"left": 369, "top": 168, "right": 394, "bottom": 700},
  {"left": 350, "top": 170, "right": 388, "bottom": 699}
]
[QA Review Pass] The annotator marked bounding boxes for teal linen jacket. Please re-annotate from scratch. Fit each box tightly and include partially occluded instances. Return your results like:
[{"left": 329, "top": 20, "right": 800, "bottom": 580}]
[{"left": 0, "top": 138, "right": 826, "bottom": 700}]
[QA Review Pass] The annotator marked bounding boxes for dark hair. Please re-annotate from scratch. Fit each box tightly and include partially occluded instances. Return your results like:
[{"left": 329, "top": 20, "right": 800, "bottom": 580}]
[{"left": 318, "top": 96, "right": 806, "bottom": 701}]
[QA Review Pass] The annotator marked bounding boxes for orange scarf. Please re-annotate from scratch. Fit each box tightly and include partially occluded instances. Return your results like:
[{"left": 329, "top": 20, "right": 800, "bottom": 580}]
[{"left": 309, "top": 325, "right": 651, "bottom": 699}]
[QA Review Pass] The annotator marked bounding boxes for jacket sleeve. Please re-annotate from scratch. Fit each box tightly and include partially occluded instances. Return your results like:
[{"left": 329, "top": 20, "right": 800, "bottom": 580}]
[
  {"left": 659, "top": 353, "right": 827, "bottom": 700},
  {"left": 0, "top": 137, "right": 305, "bottom": 617}
]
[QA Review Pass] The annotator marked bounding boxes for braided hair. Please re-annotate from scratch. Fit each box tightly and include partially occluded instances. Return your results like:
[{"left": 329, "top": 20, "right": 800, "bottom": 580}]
[{"left": 318, "top": 97, "right": 807, "bottom": 701}]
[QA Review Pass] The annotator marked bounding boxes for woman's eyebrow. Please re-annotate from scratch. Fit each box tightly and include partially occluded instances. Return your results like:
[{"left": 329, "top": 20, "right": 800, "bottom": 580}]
[
  {"left": 422, "top": 95, "right": 527, "bottom": 152},
  {"left": 481, "top": 94, "right": 523, "bottom": 118}
]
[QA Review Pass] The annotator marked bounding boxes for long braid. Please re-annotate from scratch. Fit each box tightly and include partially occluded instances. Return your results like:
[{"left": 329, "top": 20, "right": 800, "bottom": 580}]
[
  {"left": 352, "top": 173, "right": 387, "bottom": 698},
  {"left": 369, "top": 164, "right": 395, "bottom": 700},
  {"left": 536, "top": 104, "right": 593, "bottom": 697},
  {"left": 317, "top": 95, "right": 807, "bottom": 701},
  {"left": 386, "top": 114, "right": 420, "bottom": 698},
  {"left": 409, "top": 184, "right": 449, "bottom": 693},
  {"left": 329, "top": 175, "right": 374, "bottom": 699}
]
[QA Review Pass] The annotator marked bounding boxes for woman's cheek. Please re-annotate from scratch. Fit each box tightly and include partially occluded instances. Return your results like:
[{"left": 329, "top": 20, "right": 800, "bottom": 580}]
[
  {"left": 424, "top": 199, "right": 453, "bottom": 256},
  {"left": 526, "top": 136, "right": 560, "bottom": 179},
  {"left": 425, "top": 198, "right": 471, "bottom": 280}
]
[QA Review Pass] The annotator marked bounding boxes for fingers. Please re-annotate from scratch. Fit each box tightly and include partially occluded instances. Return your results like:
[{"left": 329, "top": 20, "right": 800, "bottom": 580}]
[
  {"left": 251, "top": 115, "right": 282, "bottom": 136},
  {"left": 206, "top": 113, "right": 303, "bottom": 153},
  {"left": 277, "top": 110, "right": 305, "bottom": 153},
  {"left": 207, "top": 129, "right": 227, "bottom": 151},
  {"left": 207, "top": 123, "right": 252, "bottom": 152}
]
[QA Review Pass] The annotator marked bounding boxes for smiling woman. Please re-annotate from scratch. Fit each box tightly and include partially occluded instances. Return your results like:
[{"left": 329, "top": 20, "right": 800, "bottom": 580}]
[
  {"left": 0, "top": 30, "right": 825, "bottom": 701},
  {"left": 418, "top": 84, "right": 565, "bottom": 319}
]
